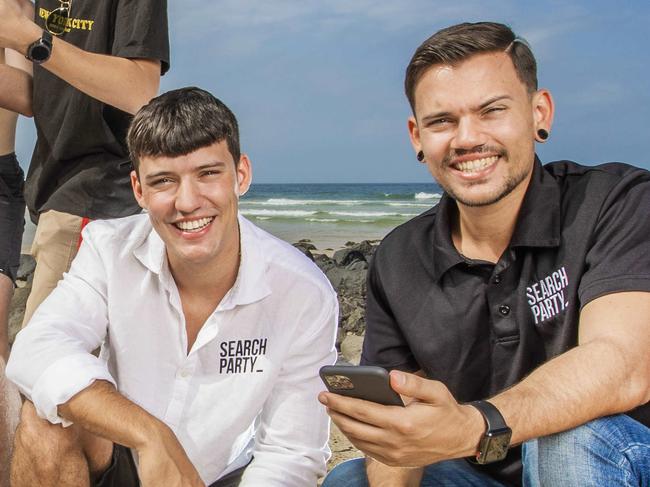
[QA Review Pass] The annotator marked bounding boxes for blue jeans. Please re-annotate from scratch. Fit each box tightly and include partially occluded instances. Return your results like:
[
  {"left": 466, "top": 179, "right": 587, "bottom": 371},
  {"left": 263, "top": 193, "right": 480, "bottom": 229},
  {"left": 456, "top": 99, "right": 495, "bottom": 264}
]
[{"left": 322, "top": 414, "right": 650, "bottom": 486}]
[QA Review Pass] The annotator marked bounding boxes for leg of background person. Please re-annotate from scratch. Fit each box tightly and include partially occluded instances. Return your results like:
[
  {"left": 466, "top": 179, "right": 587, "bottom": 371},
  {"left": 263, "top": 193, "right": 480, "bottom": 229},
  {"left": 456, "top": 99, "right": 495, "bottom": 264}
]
[
  {"left": 11, "top": 401, "right": 114, "bottom": 487},
  {"left": 322, "top": 457, "right": 509, "bottom": 487},
  {"left": 522, "top": 414, "right": 650, "bottom": 487},
  {"left": 0, "top": 275, "right": 12, "bottom": 362},
  {"left": 0, "top": 357, "right": 21, "bottom": 487},
  {"left": 22, "top": 210, "right": 86, "bottom": 327}
]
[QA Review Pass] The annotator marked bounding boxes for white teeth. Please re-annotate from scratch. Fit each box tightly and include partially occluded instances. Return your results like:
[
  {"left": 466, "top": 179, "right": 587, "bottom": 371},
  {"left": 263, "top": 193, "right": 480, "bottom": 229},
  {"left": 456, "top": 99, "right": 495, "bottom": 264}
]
[
  {"left": 174, "top": 217, "right": 214, "bottom": 232},
  {"left": 455, "top": 156, "right": 499, "bottom": 173}
]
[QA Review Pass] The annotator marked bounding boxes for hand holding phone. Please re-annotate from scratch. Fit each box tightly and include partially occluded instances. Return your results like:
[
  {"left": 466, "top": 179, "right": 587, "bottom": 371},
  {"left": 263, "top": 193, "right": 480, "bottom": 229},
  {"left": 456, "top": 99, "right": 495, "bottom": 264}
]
[{"left": 320, "top": 365, "right": 404, "bottom": 407}]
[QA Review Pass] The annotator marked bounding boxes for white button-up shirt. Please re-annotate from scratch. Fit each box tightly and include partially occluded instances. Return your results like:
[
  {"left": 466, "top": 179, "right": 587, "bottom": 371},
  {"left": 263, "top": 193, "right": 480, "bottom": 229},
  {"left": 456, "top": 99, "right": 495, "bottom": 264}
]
[{"left": 8, "top": 214, "right": 338, "bottom": 486}]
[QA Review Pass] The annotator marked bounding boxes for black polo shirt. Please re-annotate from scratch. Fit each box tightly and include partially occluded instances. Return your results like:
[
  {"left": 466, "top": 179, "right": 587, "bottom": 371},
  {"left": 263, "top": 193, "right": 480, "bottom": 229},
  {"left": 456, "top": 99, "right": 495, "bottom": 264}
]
[{"left": 361, "top": 158, "right": 650, "bottom": 485}]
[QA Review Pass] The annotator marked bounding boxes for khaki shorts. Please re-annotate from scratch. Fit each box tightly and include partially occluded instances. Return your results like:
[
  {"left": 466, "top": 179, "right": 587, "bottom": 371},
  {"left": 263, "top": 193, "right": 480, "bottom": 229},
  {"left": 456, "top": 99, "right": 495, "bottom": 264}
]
[{"left": 22, "top": 210, "right": 90, "bottom": 327}]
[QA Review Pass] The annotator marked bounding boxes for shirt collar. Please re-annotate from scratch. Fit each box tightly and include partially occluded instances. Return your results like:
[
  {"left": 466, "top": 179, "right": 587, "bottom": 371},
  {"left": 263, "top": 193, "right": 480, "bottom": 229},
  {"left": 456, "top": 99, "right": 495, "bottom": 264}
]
[
  {"left": 509, "top": 156, "right": 561, "bottom": 248},
  {"left": 133, "top": 214, "right": 272, "bottom": 308},
  {"left": 430, "top": 155, "right": 561, "bottom": 281},
  {"left": 430, "top": 194, "right": 465, "bottom": 282},
  {"left": 224, "top": 215, "right": 272, "bottom": 308}
]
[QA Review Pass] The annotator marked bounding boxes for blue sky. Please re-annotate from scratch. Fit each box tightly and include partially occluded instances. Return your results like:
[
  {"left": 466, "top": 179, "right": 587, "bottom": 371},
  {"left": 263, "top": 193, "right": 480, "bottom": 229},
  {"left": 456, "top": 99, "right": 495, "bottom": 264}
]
[{"left": 15, "top": 0, "right": 650, "bottom": 182}]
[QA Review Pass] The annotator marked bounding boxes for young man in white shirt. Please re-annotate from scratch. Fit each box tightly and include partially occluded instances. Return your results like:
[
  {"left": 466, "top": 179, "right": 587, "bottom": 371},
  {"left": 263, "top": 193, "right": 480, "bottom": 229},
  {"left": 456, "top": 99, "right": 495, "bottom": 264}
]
[{"left": 7, "top": 87, "right": 338, "bottom": 487}]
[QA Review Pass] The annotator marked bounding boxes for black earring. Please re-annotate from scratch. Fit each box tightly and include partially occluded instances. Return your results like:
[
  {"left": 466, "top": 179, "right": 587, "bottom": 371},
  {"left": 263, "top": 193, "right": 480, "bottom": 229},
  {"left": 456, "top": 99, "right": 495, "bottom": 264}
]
[
  {"left": 417, "top": 151, "right": 425, "bottom": 162},
  {"left": 537, "top": 128, "right": 549, "bottom": 141}
]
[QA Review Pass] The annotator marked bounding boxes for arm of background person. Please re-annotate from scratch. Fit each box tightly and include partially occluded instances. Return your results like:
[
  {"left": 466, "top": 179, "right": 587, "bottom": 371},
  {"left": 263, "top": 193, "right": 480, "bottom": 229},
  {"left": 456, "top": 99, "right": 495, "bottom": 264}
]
[
  {"left": 320, "top": 290, "right": 650, "bottom": 468},
  {"left": 0, "top": 0, "right": 161, "bottom": 115},
  {"left": 240, "top": 287, "right": 338, "bottom": 487},
  {"left": 0, "top": 51, "right": 32, "bottom": 117}
]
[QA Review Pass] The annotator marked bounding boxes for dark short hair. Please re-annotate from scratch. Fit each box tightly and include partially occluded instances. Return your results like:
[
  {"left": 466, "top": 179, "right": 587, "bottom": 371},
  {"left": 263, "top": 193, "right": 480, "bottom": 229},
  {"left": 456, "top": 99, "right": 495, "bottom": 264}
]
[
  {"left": 127, "top": 87, "right": 240, "bottom": 172},
  {"left": 405, "top": 22, "right": 538, "bottom": 112}
]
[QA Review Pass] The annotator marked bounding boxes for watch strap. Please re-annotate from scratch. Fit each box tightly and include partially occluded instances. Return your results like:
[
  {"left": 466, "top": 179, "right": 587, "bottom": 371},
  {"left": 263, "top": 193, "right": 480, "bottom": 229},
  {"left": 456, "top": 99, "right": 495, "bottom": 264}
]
[
  {"left": 41, "top": 30, "right": 53, "bottom": 48},
  {"left": 470, "top": 399, "right": 508, "bottom": 431}
]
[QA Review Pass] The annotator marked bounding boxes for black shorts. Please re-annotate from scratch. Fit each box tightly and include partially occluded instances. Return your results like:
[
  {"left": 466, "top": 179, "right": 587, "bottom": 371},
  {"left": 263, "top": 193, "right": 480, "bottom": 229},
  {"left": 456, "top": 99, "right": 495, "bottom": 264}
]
[
  {"left": 94, "top": 444, "right": 247, "bottom": 487},
  {"left": 0, "top": 153, "right": 25, "bottom": 284}
]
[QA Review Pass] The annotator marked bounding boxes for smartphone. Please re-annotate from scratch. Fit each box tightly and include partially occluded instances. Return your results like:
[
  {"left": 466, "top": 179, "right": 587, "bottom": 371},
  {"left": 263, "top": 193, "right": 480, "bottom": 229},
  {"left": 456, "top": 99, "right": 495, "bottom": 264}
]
[{"left": 319, "top": 365, "right": 404, "bottom": 407}]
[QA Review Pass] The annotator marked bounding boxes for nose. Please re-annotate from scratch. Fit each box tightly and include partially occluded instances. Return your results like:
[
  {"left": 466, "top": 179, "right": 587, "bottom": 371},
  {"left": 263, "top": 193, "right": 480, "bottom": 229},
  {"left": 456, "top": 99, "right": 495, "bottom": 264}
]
[
  {"left": 174, "top": 179, "right": 202, "bottom": 214},
  {"left": 451, "top": 116, "right": 486, "bottom": 151}
]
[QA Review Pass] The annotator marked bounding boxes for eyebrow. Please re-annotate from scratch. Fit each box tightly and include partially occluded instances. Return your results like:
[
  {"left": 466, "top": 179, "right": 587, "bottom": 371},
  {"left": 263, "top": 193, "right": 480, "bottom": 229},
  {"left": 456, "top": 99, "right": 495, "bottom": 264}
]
[
  {"left": 144, "top": 161, "right": 228, "bottom": 182},
  {"left": 476, "top": 95, "right": 512, "bottom": 110},
  {"left": 420, "top": 95, "right": 513, "bottom": 123}
]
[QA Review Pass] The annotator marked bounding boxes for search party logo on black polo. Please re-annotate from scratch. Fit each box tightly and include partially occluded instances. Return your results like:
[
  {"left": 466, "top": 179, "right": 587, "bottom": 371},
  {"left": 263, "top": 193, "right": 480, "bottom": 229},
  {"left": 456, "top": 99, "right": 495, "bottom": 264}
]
[
  {"left": 219, "top": 338, "right": 267, "bottom": 374},
  {"left": 526, "top": 267, "right": 569, "bottom": 325}
]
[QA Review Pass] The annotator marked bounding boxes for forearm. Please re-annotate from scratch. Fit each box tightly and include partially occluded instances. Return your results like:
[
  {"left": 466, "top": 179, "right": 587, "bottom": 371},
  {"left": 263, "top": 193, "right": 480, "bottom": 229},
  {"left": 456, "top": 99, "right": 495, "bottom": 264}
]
[
  {"left": 58, "top": 379, "right": 168, "bottom": 450},
  {"left": 43, "top": 37, "right": 160, "bottom": 114},
  {"left": 366, "top": 458, "right": 423, "bottom": 487},
  {"left": 0, "top": 64, "right": 32, "bottom": 117},
  {"left": 491, "top": 335, "right": 650, "bottom": 445},
  {"left": 9, "top": 19, "right": 159, "bottom": 114}
]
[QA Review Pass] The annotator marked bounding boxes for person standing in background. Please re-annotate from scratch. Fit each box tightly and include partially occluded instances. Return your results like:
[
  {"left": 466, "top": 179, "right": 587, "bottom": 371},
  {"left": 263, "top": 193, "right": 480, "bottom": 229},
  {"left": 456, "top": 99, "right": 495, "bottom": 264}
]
[
  {"left": 0, "top": 0, "right": 170, "bottom": 327},
  {"left": 0, "top": 7, "right": 33, "bottom": 483}
]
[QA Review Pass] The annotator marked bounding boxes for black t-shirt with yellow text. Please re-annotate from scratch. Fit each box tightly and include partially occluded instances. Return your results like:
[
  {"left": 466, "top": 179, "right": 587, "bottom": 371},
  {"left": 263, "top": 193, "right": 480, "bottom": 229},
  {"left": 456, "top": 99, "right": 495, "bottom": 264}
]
[{"left": 26, "top": 0, "right": 170, "bottom": 222}]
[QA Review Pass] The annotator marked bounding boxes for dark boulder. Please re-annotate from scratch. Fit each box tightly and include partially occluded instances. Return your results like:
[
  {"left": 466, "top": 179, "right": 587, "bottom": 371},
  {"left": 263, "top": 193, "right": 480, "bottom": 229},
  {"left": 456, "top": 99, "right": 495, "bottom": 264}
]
[{"left": 333, "top": 248, "right": 366, "bottom": 267}]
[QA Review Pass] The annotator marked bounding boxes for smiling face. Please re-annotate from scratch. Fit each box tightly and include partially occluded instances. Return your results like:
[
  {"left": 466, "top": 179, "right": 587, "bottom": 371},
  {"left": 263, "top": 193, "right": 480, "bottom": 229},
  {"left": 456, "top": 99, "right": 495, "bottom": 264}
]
[
  {"left": 131, "top": 140, "right": 252, "bottom": 273},
  {"left": 408, "top": 51, "right": 553, "bottom": 208}
]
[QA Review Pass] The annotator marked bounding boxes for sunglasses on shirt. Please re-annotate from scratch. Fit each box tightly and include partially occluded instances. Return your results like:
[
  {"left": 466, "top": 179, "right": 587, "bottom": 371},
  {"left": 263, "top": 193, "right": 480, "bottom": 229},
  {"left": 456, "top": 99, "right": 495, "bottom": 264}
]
[{"left": 45, "top": 0, "right": 72, "bottom": 36}]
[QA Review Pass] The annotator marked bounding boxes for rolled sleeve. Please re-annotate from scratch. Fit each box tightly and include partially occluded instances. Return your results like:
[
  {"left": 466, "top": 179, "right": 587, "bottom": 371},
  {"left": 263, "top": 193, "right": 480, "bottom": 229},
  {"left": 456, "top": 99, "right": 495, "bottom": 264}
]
[
  {"left": 31, "top": 353, "right": 115, "bottom": 426},
  {"left": 6, "top": 222, "right": 112, "bottom": 425}
]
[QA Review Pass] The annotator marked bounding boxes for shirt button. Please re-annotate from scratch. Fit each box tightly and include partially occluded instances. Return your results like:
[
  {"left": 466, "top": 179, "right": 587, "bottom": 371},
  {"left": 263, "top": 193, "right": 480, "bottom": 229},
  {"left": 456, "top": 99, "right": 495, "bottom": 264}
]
[
  {"left": 493, "top": 274, "right": 501, "bottom": 284},
  {"left": 179, "top": 368, "right": 190, "bottom": 378},
  {"left": 499, "top": 305, "right": 510, "bottom": 316}
]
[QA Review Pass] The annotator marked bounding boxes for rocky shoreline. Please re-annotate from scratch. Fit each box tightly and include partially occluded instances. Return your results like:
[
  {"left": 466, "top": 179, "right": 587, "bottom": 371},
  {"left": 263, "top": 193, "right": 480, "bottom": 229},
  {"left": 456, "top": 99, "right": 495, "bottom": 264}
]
[
  {"left": 293, "top": 239, "right": 377, "bottom": 344},
  {"left": 293, "top": 239, "right": 378, "bottom": 473}
]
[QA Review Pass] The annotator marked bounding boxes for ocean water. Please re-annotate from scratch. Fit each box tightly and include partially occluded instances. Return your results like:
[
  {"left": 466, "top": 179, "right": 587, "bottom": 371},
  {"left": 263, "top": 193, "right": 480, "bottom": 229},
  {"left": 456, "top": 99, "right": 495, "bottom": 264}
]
[
  {"left": 240, "top": 183, "right": 443, "bottom": 249},
  {"left": 21, "top": 183, "right": 444, "bottom": 252}
]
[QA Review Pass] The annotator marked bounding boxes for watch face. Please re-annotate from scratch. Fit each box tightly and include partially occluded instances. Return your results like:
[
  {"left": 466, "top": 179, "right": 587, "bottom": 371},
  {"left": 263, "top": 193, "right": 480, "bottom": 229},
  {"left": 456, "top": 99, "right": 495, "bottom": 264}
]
[
  {"left": 481, "top": 428, "right": 512, "bottom": 463},
  {"left": 30, "top": 44, "right": 50, "bottom": 62}
]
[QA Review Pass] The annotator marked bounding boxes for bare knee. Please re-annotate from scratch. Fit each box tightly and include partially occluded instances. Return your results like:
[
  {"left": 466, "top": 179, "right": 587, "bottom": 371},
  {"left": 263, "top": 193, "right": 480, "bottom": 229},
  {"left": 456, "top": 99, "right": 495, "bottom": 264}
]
[
  {"left": 14, "top": 402, "right": 81, "bottom": 469},
  {"left": 14, "top": 401, "right": 112, "bottom": 476}
]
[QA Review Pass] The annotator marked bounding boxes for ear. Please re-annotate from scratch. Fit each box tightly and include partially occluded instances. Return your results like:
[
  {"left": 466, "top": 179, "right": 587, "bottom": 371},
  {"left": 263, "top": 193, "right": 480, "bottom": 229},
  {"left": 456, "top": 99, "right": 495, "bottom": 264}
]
[
  {"left": 532, "top": 88, "right": 555, "bottom": 137},
  {"left": 236, "top": 154, "right": 253, "bottom": 196},
  {"left": 407, "top": 115, "right": 422, "bottom": 156},
  {"left": 130, "top": 170, "right": 147, "bottom": 210}
]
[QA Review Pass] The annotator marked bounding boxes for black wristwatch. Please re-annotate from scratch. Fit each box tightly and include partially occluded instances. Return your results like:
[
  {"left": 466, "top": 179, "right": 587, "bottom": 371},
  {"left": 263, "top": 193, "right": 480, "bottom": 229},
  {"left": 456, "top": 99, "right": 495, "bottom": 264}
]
[
  {"left": 26, "top": 30, "right": 53, "bottom": 64},
  {"left": 469, "top": 400, "right": 512, "bottom": 464}
]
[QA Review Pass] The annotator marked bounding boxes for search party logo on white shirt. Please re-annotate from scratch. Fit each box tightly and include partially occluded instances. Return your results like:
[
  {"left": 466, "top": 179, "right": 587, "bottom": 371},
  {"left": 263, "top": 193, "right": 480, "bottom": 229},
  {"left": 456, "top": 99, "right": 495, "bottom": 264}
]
[
  {"left": 219, "top": 338, "right": 268, "bottom": 374},
  {"left": 526, "top": 267, "right": 569, "bottom": 325}
]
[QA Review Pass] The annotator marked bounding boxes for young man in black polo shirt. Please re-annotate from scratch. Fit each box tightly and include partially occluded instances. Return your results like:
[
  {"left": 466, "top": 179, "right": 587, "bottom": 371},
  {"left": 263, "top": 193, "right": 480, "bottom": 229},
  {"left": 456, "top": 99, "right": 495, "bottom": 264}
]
[{"left": 320, "top": 22, "right": 650, "bottom": 486}]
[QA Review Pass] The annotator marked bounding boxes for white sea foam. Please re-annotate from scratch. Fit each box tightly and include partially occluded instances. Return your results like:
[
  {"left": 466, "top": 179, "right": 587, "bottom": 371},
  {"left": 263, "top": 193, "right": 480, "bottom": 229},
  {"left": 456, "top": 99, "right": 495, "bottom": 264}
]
[
  {"left": 261, "top": 198, "right": 363, "bottom": 206},
  {"left": 306, "top": 218, "right": 339, "bottom": 222},
  {"left": 330, "top": 211, "right": 416, "bottom": 217},
  {"left": 240, "top": 209, "right": 317, "bottom": 217},
  {"left": 414, "top": 192, "right": 441, "bottom": 200},
  {"left": 387, "top": 202, "right": 433, "bottom": 207}
]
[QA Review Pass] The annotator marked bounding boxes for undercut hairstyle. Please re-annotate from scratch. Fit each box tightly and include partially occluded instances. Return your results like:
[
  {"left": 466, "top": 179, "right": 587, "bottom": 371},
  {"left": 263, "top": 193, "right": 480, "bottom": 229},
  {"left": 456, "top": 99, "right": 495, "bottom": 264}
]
[
  {"left": 405, "top": 22, "right": 538, "bottom": 112},
  {"left": 127, "top": 87, "right": 241, "bottom": 172}
]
